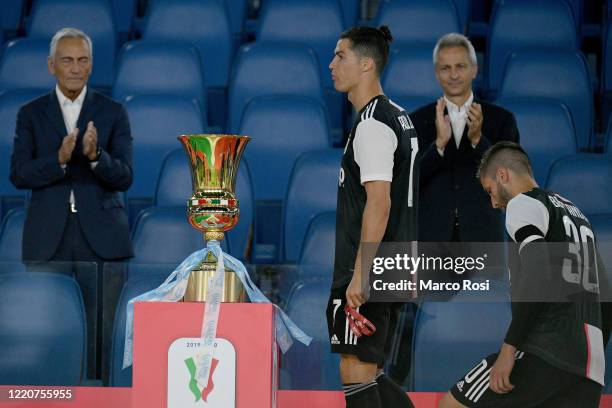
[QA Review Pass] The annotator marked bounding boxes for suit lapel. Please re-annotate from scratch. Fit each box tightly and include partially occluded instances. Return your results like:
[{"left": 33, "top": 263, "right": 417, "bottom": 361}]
[
  {"left": 43, "top": 90, "right": 68, "bottom": 140},
  {"left": 76, "top": 89, "right": 100, "bottom": 131}
]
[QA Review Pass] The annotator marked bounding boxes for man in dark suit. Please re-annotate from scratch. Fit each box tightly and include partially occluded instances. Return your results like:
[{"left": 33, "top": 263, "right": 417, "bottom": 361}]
[
  {"left": 410, "top": 33, "right": 519, "bottom": 243},
  {"left": 10, "top": 27, "right": 133, "bottom": 380}
]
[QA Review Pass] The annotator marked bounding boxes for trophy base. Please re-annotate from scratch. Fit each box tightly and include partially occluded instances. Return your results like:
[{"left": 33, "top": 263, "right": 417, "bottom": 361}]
[{"left": 183, "top": 251, "right": 246, "bottom": 303}]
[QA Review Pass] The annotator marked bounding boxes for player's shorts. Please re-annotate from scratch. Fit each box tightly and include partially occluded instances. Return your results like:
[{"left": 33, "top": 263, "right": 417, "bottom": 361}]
[
  {"left": 450, "top": 351, "right": 602, "bottom": 408},
  {"left": 326, "top": 285, "right": 403, "bottom": 366}
]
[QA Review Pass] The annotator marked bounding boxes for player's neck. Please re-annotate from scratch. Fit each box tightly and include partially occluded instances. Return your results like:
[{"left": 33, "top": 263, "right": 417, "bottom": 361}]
[
  {"left": 348, "top": 80, "right": 384, "bottom": 112},
  {"left": 512, "top": 177, "right": 539, "bottom": 197}
]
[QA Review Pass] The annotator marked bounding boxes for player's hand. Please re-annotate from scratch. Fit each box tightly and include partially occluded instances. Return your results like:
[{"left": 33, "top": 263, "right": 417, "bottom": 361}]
[
  {"left": 346, "top": 273, "right": 366, "bottom": 309},
  {"left": 58, "top": 128, "right": 78, "bottom": 165},
  {"left": 489, "top": 343, "right": 516, "bottom": 394},
  {"left": 466, "top": 103, "right": 483, "bottom": 145},
  {"left": 435, "top": 97, "right": 452, "bottom": 151},
  {"left": 82, "top": 121, "right": 98, "bottom": 160}
]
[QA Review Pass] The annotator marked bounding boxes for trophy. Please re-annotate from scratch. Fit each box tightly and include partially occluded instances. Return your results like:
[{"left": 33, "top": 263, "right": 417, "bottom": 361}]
[{"left": 178, "top": 134, "right": 250, "bottom": 303}]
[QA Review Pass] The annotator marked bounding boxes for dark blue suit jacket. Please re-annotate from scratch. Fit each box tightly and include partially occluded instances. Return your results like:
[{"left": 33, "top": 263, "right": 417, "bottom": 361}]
[
  {"left": 10, "top": 88, "right": 134, "bottom": 261},
  {"left": 410, "top": 99, "right": 520, "bottom": 242}
]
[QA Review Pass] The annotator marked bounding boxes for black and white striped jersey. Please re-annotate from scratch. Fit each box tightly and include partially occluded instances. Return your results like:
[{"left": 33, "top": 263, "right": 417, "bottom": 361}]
[
  {"left": 332, "top": 95, "right": 420, "bottom": 289},
  {"left": 505, "top": 187, "right": 606, "bottom": 385}
]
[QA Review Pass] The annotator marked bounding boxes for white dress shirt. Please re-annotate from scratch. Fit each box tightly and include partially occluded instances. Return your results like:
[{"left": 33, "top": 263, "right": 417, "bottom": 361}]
[
  {"left": 437, "top": 92, "right": 475, "bottom": 156},
  {"left": 56, "top": 85, "right": 91, "bottom": 209}
]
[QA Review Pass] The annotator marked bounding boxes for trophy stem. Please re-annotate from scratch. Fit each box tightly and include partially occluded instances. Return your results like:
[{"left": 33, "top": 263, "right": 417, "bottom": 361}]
[
  {"left": 183, "top": 250, "right": 246, "bottom": 302},
  {"left": 205, "top": 231, "right": 225, "bottom": 241}
]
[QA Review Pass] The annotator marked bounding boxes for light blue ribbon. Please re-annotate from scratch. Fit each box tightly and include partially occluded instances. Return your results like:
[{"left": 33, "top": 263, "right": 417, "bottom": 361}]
[{"left": 122, "top": 241, "right": 312, "bottom": 369}]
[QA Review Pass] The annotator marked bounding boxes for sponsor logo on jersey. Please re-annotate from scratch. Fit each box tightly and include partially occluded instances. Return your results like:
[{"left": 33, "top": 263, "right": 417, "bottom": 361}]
[
  {"left": 456, "top": 380, "right": 464, "bottom": 392},
  {"left": 331, "top": 334, "right": 340, "bottom": 345},
  {"left": 398, "top": 115, "right": 414, "bottom": 131}
]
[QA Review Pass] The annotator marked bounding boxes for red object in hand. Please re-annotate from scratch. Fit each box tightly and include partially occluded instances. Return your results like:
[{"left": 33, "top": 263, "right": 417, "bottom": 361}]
[{"left": 344, "top": 305, "right": 376, "bottom": 338}]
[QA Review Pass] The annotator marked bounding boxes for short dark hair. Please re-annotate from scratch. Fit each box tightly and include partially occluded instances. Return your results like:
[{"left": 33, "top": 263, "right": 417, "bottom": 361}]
[
  {"left": 477, "top": 141, "right": 533, "bottom": 179},
  {"left": 340, "top": 25, "right": 393, "bottom": 75}
]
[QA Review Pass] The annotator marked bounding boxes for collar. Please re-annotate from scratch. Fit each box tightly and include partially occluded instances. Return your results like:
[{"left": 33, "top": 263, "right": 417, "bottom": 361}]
[
  {"left": 443, "top": 92, "right": 474, "bottom": 113},
  {"left": 55, "top": 85, "right": 87, "bottom": 107}
]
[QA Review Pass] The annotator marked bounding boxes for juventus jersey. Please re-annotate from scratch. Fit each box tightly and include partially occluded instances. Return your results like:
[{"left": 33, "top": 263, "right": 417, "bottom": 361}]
[
  {"left": 506, "top": 188, "right": 606, "bottom": 385},
  {"left": 332, "top": 95, "right": 419, "bottom": 289}
]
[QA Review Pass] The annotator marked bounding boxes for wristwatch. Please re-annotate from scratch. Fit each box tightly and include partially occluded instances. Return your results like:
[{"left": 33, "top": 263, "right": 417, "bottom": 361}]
[{"left": 89, "top": 147, "right": 102, "bottom": 162}]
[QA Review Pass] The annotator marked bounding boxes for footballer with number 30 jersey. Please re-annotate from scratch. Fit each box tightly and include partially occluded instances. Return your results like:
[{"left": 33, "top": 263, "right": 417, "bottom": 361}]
[{"left": 440, "top": 142, "right": 611, "bottom": 408}]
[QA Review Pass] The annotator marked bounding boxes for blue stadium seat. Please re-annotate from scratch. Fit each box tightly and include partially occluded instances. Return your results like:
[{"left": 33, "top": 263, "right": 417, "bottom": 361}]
[
  {"left": 282, "top": 149, "right": 341, "bottom": 263},
  {"left": 0, "top": 272, "right": 86, "bottom": 385},
  {"left": 486, "top": 0, "right": 577, "bottom": 96},
  {"left": 278, "top": 211, "right": 336, "bottom": 299},
  {"left": 112, "top": 41, "right": 206, "bottom": 113},
  {"left": 396, "top": 95, "right": 435, "bottom": 115},
  {"left": 546, "top": 154, "right": 612, "bottom": 215},
  {"left": 412, "top": 283, "right": 511, "bottom": 391},
  {"left": 0, "top": 39, "right": 55, "bottom": 91},
  {"left": 383, "top": 46, "right": 440, "bottom": 110},
  {"left": 0, "top": 0, "right": 24, "bottom": 32},
  {"left": 0, "top": 207, "right": 25, "bottom": 266},
  {"left": 27, "top": 0, "right": 116, "bottom": 89},
  {"left": 0, "top": 90, "right": 39, "bottom": 217},
  {"left": 339, "top": 0, "right": 360, "bottom": 27},
  {"left": 603, "top": 18, "right": 612, "bottom": 129},
  {"left": 497, "top": 97, "right": 577, "bottom": 186},
  {"left": 499, "top": 50, "right": 593, "bottom": 150},
  {"left": 227, "top": 42, "right": 323, "bottom": 133},
  {"left": 375, "top": 0, "right": 461, "bottom": 47},
  {"left": 589, "top": 214, "right": 612, "bottom": 276},
  {"left": 142, "top": 0, "right": 233, "bottom": 90},
  {"left": 281, "top": 279, "right": 341, "bottom": 390},
  {"left": 453, "top": 0, "right": 471, "bottom": 32},
  {"left": 256, "top": 0, "right": 344, "bottom": 140},
  {"left": 607, "top": 117, "right": 612, "bottom": 153},
  {"left": 124, "top": 94, "right": 205, "bottom": 200},
  {"left": 110, "top": 273, "right": 168, "bottom": 386},
  {"left": 239, "top": 96, "right": 330, "bottom": 201},
  {"left": 130, "top": 207, "right": 229, "bottom": 278},
  {"left": 155, "top": 148, "right": 254, "bottom": 260},
  {"left": 225, "top": 0, "right": 248, "bottom": 38},
  {"left": 110, "top": 0, "right": 136, "bottom": 35}
]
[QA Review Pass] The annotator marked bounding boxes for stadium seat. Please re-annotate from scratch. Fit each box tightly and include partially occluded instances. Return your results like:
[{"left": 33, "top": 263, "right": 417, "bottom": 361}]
[
  {"left": 546, "top": 154, "right": 612, "bottom": 215},
  {"left": 453, "top": 0, "right": 471, "bottom": 32},
  {"left": 412, "top": 282, "right": 511, "bottom": 391},
  {"left": 112, "top": 41, "right": 206, "bottom": 112},
  {"left": 499, "top": 50, "right": 593, "bottom": 150},
  {"left": 0, "top": 90, "right": 39, "bottom": 218},
  {"left": 282, "top": 149, "right": 341, "bottom": 263},
  {"left": 375, "top": 0, "right": 461, "bottom": 47},
  {"left": 278, "top": 211, "right": 336, "bottom": 299},
  {"left": 339, "top": 0, "right": 360, "bottom": 27},
  {"left": 239, "top": 96, "right": 330, "bottom": 201},
  {"left": 497, "top": 97, "right": 577, "bottom": 186},
  {"left": 27, "top": 0, "right": 116, "bottom": 88},
  {"left": 142, "top": 0, "right": 233, "bottom": 90},
  {"left": 124, "top": 94, "right": 205, "bottom": 200},
  {"left": 0, "top": 207, "right": 25, "bottom": 268},
  {"left": 110, "top": 0, "right": 136, "bottom": 35},
  {"left": 256, "top": 0, "right": 345, "bottom": 140},
  {"left": 281, "top": 279, "right": 341, "bottom": 390},
  {"left": 487, "top": 0, "right": 577, "bottom": 96},
  {"left": 0, "top": 39, "right": 55, "bottom": 91},
  {"left": 603, "top": 18, "right": 612, "bottom": 130},
  {"left": 225, "top": 0, "right": 248, "bottom": 38},
  {"left": 155, "top": 148, "right": 254, "bottom": 260},
  {"left": 109, "top": 273, "right": 168, "bottom": 386},
  {"left": 0, "top": 0, "right": 24, "bottom": 33},
  {"left": 589, "top": 214, "right": 612, "bottom": 278},
  {"left": 0, "top": 272, "right": 86, "bottom": 385},
  {"left": 607, "top": 118, "right": 612, "bottom": 153},
  {"left": 130, "top": 207, "right": 229, "bottom": 277},
  {"left": 227, "top": 42, "right": 323, "bottom": 133},
  {"left": 383, "top": 46, "right": 440, "bottom": 110}
]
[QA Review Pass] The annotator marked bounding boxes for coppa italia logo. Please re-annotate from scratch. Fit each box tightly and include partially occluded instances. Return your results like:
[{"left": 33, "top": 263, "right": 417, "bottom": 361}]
[
  {"left": 168, "top": 338, "right": 236, "bottom": 408},
  {"left": 185, "top": 357, "right": 219, "bottom": 403}
]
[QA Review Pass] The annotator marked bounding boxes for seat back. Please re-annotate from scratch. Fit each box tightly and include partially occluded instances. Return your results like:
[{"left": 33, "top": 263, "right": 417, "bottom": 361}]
[{"left": 0, "top": 39, "right": 55, "bottom": 91}]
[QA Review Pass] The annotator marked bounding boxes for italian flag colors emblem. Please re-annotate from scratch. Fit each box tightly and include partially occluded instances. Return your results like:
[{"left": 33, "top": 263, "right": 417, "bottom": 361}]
[{"left": 184, "top": 357, "right": 220, "bottom": 403}]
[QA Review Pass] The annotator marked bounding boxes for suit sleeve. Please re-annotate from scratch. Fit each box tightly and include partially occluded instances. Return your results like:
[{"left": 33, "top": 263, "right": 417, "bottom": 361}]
[
  {"left": 409, "top": 109, "right": 450, "bottom": 185},
  {"left": 10, "top": 106, "right": 67, "bottom": 190},
  {"left": 91, "top": 104, "right": 133, "bottom": 191}
]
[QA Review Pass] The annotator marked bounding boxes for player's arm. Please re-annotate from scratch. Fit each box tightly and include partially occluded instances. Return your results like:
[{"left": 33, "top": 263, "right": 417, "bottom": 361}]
[
  {"left": 346, "top": 181, "right": 391, "bottom": 308},
  {"left": 346, "top": 118, "right": 397, "bottom": 308},
  {"left": 490, "top": 194, "right": 550, "bottom": 394}
]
